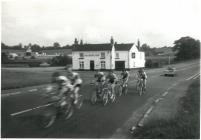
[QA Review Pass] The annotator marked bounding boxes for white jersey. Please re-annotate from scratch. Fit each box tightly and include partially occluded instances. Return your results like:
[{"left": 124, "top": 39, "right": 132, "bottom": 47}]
[{"left": 67, "top": 72, "right": 82, "bottom": 85}]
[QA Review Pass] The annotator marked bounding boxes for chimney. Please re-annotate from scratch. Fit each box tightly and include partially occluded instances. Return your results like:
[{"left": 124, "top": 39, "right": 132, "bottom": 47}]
[{"left": 110, "top": 36, "right": 114, "bottom": 45}]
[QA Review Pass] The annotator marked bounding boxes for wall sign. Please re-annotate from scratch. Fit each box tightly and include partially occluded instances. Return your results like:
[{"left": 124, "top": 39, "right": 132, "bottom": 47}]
[{"left": 84, "top": 54, "right": 100, "bottom": 57}]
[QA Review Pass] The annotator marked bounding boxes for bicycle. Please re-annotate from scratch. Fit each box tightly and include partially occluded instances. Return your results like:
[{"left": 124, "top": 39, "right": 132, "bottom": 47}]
[
  {"left": 136, "top": 79, "right": 145, "bottom": 96},
  {"left": 90, "top": 82, "right": 103, "bottom": 104},
  {"left": 117, "top": 79, "right": 128, "bottom": 96},
  {"left": 102, "top": 82, "right": 116, "bottom": 106},
  {"left": 39, "top": 91, "right": 83, "bottom": 128}
]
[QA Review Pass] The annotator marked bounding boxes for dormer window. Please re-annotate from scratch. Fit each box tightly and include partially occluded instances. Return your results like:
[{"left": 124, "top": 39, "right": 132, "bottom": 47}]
[{"left": 100, "top": 52, "right": 105, "bottom": 59}]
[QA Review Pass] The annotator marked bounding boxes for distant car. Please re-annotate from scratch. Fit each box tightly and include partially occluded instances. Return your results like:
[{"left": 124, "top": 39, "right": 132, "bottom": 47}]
[
  {"left": 164, "top": 67, "right": 176, "bottom": 77},
  {"left": 40, "top": 62, "right": 50, "bottom": 67}
]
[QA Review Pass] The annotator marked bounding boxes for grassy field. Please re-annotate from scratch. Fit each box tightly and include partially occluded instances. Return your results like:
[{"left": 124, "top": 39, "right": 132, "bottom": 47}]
[
  {"left": 132, "top": 79, "right": 200, "bottom": 139},
  {"left": 1, "top": 68, "right": 102, "bottom": 90}
]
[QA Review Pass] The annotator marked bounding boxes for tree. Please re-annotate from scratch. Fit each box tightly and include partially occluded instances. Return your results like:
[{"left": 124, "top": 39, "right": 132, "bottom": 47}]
[
  {"left": 31, "top": 44, "right": 41, "bottom": 52},
  {"left": 53, "top": 42, "right": 60, "bottom": 48},
  {"left": 172, "top": 36, "right": 200, "bottom": 60},
  {"left": 51, "top": 55, "right": 72, "bottom": 66},
  {"left": 1, "top": 52, "right": 9, "bottom": 63},
  {"left": 74, "top": 38, "right": 79, "bottom": 46}
]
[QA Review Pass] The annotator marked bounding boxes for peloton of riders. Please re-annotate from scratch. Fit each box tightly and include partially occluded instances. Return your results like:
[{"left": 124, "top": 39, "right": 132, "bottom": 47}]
[{"left": 47, "top": 67, "right": 147, "bottom": 107}]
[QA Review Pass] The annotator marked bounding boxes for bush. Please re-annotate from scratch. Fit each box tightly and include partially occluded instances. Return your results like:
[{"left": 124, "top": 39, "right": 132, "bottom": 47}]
[
  {"left": 51, "top": 55, "right": 72, "bottom": 66},
  {"left": 145, "top": 59, "right": 153, "bottom": 68}
]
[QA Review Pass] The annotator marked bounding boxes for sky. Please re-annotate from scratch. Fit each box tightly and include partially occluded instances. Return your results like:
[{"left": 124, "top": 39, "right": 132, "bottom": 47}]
[{"left": 1, "top": 0, "right": 201, "bottom": 47}]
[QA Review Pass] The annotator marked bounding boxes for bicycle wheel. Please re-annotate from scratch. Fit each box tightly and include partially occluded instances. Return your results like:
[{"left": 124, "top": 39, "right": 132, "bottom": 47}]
[
  {"left": 102, "top": 90, "right": 109, "bottom": 106},
  {"left": 40, "top": 108, "right": 57, "bottom": 128},
  {"left": 64, "top": 103, "right": 74, "bottom": 120},
  {"left": 123, "top": 85, "right": 128, "bottom": 95},
  {"left": 91, "top": 92, "right": 97, "bottom": 104},
  {"left": 110, "top": 93, "right": 116, "bottom": 103},
  {"left": 139, "top": 85, "right": 143, "bottom": 96},
  {"left": 118, "top": 85, "right": 123, "bottom": 96},
  {"left": 76, "top": 95, "right": 84, "bottom": 109}
]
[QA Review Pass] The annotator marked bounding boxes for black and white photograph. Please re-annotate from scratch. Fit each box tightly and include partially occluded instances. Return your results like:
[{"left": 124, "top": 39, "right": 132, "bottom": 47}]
[{"left": 1, "top": 0, "right": 200, "bottom": 138}]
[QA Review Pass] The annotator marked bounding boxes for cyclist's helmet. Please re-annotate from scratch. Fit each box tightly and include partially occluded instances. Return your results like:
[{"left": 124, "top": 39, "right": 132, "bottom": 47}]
[
  {"left": 51, "top": 72, "right": 60, "bottom": 83},
  {"left": 57, "top": 76, "right": 68, "bottom": 86},
  {"left": 139, "top": 68, "right": 144, "bottom": 73}
]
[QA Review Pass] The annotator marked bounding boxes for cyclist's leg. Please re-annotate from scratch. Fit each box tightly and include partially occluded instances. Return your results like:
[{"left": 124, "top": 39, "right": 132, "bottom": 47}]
[
  {"left": 144, "top": 79, "right": 147, "bottom": 91},
  {"left": 73, "top": 85, "right": 80, "bottom": 104}
]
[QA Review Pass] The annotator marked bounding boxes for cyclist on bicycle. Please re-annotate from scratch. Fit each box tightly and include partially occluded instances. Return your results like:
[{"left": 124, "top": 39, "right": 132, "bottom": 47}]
[
  {"left": 66, "top": 66, "right": 83, "bottom": 105},
  {"left": 94, "top": 70, "right": 106, "bottom": 97},
  {"left": 46, "top": 72, "right": 73, "bottom": 106},
  {"left": 120, "top": 69, "right": 130, "bottom": 87},
  {"left": 137, "top": 68, "right": 147, "bottom": 90},
  {"left": 106, "top": 70, "right": 118, "bottom": 97}
]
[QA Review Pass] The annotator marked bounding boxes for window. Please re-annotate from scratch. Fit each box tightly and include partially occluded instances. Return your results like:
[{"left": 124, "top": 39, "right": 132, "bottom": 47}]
[
  {"left": 79, "top": 61, "right": 84, "bottom": 69},
  {"left": 79, "top": 53, "right": 84, "bottom": 58},
  {"left": 101, "top": 52, "right": 105, "bottom": 59},
  {"left": 101, "top": 61, "right": 106, "bottom": 69},
  {"left": 132, "top": 53, "right": 135, "bottom": 58},
  {"left": 116, "top": 53, "right": 119, "bottom": 59}
]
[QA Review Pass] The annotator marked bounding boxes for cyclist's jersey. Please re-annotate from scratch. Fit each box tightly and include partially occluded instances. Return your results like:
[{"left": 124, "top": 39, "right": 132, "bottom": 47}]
[
  {"left": 106, "top": 73, "right": 117, "bottom": 84},
  {"left": 67, "top": 72, "right": 82, "bottom": 87},
  {"left": 95, "top": 72, "right": 105, "bottom": 82},
  {"left": 121, "top": 71, "right": 129, "bottom": 80},
  {"left": 138, "top": 71, "right": 147, "bottom": 80}
]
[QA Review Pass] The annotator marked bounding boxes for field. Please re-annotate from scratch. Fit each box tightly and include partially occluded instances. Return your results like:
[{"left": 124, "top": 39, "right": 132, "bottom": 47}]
[
  {"left": 132, "top": 79, "right": 200, "bottom": 139},
  {"left": 1, "top": 67, "right": 99, "bottom": 90}
]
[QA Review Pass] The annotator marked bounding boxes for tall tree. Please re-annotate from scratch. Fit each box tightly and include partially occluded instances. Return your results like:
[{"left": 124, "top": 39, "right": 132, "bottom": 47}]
[
  {"left": 172, "top": 36, "right": 200, "bottom": 60},
  {"left": 53, "top": 42, "right": 60, "bottom": 48}
]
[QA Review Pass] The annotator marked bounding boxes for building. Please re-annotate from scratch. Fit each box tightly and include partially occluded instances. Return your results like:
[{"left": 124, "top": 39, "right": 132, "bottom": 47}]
[{"left": 72, "top": 38, "right": 145, "bottom": 70}]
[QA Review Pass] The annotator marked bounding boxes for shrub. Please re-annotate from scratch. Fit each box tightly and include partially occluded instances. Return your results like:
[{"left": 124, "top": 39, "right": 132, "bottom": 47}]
[{"left": 51, "top": 55, "right": 72, "bottom": 66}]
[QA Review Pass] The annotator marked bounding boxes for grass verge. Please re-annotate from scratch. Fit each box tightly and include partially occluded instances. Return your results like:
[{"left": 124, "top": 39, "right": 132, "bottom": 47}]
[{"left": 132, "top": 78, "right": 200, "bottom": 139}]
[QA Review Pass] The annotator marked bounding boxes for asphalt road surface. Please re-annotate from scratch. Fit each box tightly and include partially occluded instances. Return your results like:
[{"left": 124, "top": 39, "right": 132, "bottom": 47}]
[{"left": 1, "top": 60, "right": 200, "bottom": 138}]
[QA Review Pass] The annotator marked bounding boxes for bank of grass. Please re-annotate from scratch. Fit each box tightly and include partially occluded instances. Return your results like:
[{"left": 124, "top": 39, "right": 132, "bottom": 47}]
[
  {"left": 1, "top": 69, "right": 97, "bottom": 90},
  {"left": 133, "top": 79, "right": 200, "bottom": 139},
  {"left": 1, "top": 69, "right": 52, "bottom": 90}
]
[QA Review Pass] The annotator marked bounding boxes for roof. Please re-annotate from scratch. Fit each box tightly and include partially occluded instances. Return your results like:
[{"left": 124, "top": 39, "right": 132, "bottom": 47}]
[
  {"left": 41, "top": 49, "right": 72, "bottom": 55},
  {"left": 115, "top": 43, "right": 134, "bottom": 51},
  {"left": 72, "top": 43, "right": 134, "bottom": 51},
  {"left": 2, "top": 49, "right": 26, "bottom": 53}
]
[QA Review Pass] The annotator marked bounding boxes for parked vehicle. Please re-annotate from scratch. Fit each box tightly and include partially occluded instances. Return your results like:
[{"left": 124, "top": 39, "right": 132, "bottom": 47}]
[{"left": 164, "top": 67, "right": 176, "bottom": 77}]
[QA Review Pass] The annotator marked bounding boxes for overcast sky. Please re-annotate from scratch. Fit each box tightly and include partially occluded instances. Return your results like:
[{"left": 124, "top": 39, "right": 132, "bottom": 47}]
[{"left": 1, "top": 0, "right": 201, "bottom": 47}]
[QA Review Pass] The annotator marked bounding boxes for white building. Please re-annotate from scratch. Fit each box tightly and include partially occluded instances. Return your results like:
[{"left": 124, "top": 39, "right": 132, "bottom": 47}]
[{"left": 72, "top": 39, "right": 145, "bottom": 70}]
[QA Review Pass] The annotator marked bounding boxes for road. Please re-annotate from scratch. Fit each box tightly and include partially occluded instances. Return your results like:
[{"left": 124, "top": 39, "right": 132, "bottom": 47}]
[{"left": 1, "top": 60, "right": 200, "bottom": 138}]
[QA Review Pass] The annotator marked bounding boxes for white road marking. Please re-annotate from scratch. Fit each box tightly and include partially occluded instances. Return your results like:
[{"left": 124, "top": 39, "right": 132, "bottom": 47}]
[
  {"left": 185, "top": 73, "right": 199, "bottom": 81},
  {"left": 2, "top": 91, "right": 21, "bottom": 97},
  {"left": 162, "top": 91, "right": 168, "bottom": 97},
  {"left": 193, "top": 73, "right": 200, "bottom": 79},
  {"left": 28, "top": 89, "right": 38, "bottom": 92},
  {"left": 10, "top": 103, "right": 53, "bottom": 117},
  {"left": 155, "top": 98, "right": 163, "bottom": 103}
]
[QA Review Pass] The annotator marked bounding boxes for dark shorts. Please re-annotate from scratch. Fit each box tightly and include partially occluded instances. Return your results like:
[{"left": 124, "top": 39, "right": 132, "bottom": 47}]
[{"left": 74, "top": 84, "right": 81, "bottom": 88}]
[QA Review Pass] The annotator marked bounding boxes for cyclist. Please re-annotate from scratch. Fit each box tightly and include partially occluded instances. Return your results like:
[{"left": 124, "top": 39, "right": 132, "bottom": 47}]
[
  {"left": 66, "top": 66, "right": 83, "bottom": 105},
  {"left": 106, "top": 70, "right": 118, "bottom": 97},
  {"left": 137, "top": 68, "right": 147, "bottom": 91},
  {"left": 120, "top": 69, "right": 130, "bottom": 87},
  {"left": 94, "top": 70, "right": 106, "bottom": 97},
  {"left": 46, "top": 72, "right": 73, "bottom": 106}
]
